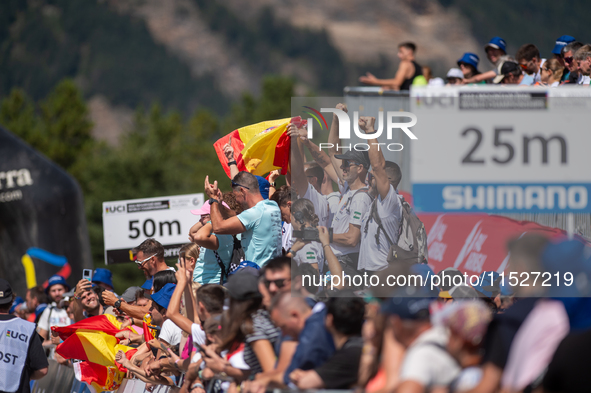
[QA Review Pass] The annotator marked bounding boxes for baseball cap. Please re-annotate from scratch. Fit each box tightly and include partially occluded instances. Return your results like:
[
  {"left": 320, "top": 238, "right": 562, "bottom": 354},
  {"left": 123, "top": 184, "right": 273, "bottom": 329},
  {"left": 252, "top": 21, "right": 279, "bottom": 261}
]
[
  {"left": 148, "top": 283, "right": 176, "bottom": 310},
  {"left": 485, "top": 36, "right": 507, "bottom": 53},
  {"left": 334, "top": 150, "right": 370, "bottom": 168},
  {"left": 121, "top": 286, "right": 142, "bottom": 303},
  {"left": 380, "top": 286, "right": 435, "bottom": 320},
  {"left": 255, "top": 176, "right": 270, "bottom": 200},
  {"left": 493, "top": 61, "right": 520, "bottom": 84},
  {"left": 446, "top": 68, "right": 464, "bottom": 79},
  {"left": 9, "top": 296, "right": 24, "bottom": 313},
  {"left": 438, "top": 267, "right": 464, "bottom": 291},
  {"left": 45, "top": 274, "right": 71, "bottom": 294},
  {"left": 473, "top": 271, "right": 500, "bottom": 298},
  {"left": 226, "top": 271, "right": 261, "bottom": 300},
  {"left": 441, "top": 300, "right": 492, "bottom": 345},
  {"left": 92, "top": 268, "right": 113, "bottom": 289},
  {"left": 141, "top": 278, "right": 153, "bottom": 291},
  {"left": 190, "top": 200, "right": 230, "bottom": 216},
  {"left": 449, "top": 285, "right": 479, "bottom": 300},
  {"left": 410, "top": 264, "right": 436, "bottom": 287},
  {"left": 457, "top": 53, "right": 480, "bottom": 70},
  {"left": 227, "top": 261, "right": 261, "bottom": 277},
  {"left": 552, "top": 35, "right": 575, "bottom": 55},
  {"left": 0, "top": 279, "right": 13, "bottom": 305}
]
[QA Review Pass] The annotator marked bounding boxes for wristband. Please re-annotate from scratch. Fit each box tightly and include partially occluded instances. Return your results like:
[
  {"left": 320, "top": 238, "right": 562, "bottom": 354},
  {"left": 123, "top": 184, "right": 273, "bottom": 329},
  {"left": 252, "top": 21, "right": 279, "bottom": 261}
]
[
  {"left": 269, "top": 182, "right": 276, "bottom": 187},
  {"left": 191, "top": 383, "right": 204, "bottom": 390},
  {"left": 174, "top": 358, "right": 182, "bottom": 370},
  {"left": 208, "top": 198, "right": 219, "bottom": 205},
  {"left": 323, "top": 244, "right": 331, "bottom": 248},
  {"left": 227, "top": 160, "right": 237, "bottom": 166}
]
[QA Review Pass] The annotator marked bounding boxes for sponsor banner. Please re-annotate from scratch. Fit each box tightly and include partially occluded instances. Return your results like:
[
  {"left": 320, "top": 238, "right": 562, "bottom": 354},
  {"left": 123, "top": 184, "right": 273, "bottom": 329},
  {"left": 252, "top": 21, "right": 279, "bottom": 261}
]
[
  {"left": 413, "top": 183, "right": 591, "bottom": 213},
  {"left": 102, "top": 194, "right": 204, "bottom": 264},
  {"left": 411, "top": 86, "right": 591, "bottom": 213}
]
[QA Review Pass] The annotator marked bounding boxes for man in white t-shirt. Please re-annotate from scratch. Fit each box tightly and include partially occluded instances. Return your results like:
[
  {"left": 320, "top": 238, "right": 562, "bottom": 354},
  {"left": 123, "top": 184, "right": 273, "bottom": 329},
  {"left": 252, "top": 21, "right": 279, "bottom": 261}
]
[
  {"left": 37, "top": 275, "right": 72, "bottom": 345},
  {"left": 381, "top": 287, "right": 460, "bottom": 392},
  {"left": 357, "top": 117, "right": 403, "bottom": 272}
]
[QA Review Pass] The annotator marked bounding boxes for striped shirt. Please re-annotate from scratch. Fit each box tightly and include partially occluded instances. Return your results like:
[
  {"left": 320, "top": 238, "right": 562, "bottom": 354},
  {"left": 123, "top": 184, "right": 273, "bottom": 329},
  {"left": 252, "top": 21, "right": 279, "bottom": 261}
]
[{"left": 243, "top": 309, "right": 281, "bottom": 374}]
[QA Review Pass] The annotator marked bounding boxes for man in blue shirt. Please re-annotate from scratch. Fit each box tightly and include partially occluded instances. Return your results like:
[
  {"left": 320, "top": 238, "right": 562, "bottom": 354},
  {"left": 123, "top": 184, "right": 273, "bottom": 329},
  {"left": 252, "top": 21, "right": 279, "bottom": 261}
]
[{"left": 205, "top": 171, "right": 282, "bottom": 267}]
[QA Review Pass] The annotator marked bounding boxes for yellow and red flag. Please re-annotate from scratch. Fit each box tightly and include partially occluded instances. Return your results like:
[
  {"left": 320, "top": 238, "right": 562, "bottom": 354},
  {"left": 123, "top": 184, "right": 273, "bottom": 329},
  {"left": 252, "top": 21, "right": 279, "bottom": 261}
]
[
  {"left": 73, "top": 361, "right": 126, "bottom": 393},
  {"left": 213, "top": 117, "right": 306, "bottom": 177},
  {"left": 52, "top": 314, "right": 135, "bottom": 341}
]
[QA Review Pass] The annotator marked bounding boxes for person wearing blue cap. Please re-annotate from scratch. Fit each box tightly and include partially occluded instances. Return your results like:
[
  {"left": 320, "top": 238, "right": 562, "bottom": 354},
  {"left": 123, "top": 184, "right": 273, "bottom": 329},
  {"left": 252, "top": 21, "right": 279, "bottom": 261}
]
[
  {"left": 457, "top": 53, "right": 483, "bottom": 83},
  {"left": 381, "top": 286, "right": 460, "bottom": 391},
  {"left": 552, "top": 35, "right": 575, "bottom": 66},
  {"left": 147, "top": 283, "right": 182, "bottom": 348},
  {"left": 92, "top": 268, "right": 114, "bottom": 291},
  {"left": 464, "top": 37, "right": 508, "bottom": 84},
  {"left": 37, "top": 274, "right": 72, "bottom": 347},
  {"left": 205, "top": 170, "right": 282, "bottom": 267}
]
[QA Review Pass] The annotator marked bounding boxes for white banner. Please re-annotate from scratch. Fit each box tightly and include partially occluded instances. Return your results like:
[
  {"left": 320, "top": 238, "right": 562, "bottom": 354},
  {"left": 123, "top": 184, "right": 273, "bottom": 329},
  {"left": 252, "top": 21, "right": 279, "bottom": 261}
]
[
  {"left": 102, "top": 193, "right": 204, "bottom": 264},
  {"left": 410, "top": 86, "right": 591, "bottom": 213}
]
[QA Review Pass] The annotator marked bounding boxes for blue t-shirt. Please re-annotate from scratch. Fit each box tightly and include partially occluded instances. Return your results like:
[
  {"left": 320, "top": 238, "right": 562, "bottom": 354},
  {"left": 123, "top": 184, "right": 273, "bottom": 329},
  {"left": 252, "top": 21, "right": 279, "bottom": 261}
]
[
  {"left": 193, "top": 231, "right": 234, "bottom": 284},
  {"left": 237, "top": 199, "right": 282, "bottom": 266},
  {"left": 283, "top": 303, "right": 336, "bottom": 384},
  {"left": 520, "top": 74, "right": 535, "bottom": 86}
]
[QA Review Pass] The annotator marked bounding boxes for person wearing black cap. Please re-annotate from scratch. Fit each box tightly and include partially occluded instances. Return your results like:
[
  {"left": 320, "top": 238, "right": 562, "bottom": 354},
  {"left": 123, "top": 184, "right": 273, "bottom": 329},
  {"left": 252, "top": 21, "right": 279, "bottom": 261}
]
[
  {"left": 0, "top": 279, "right": 49, "bottom": 393},
  {"left": 493, "top": 61, "right": 527, "bottom": 85}
]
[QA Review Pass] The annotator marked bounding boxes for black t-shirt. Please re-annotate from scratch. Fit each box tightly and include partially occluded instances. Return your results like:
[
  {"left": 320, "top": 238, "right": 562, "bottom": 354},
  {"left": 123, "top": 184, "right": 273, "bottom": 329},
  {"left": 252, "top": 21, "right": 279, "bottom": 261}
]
[
  {"left": 543, "top": 329, "right": 591, "bottom": 393},
  {"left": 315, "top": 336, "right": 363, "bottom": 389},
  {"left": 481, "top": 297, "right": 537, "bottom": 369},
  {"left": 0, "top": 314, "right": 48, "bottom": 393}
]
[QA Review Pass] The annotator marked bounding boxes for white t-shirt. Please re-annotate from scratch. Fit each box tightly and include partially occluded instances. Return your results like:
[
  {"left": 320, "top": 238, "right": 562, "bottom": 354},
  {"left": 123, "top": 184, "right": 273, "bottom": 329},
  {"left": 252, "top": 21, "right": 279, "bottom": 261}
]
[
  {"left": 358, "top": 185, "right": 403, "bottom": 271},
  {"left": 399, "top": 326, "right": 460, "bottom": 389},
  {"left": 191, "top": 323, "right": 206, "bottom": 347},
  {"left": 330, "top": 184, "right": 372, "bottom": 256},
  {"left": 37, "top": 305, "right": 71, "bottom": 332},
  {"left": 159, "top": 319, "right": 182, "bottom": 346},
  {"left": 281, "top": 222, "right": 293, "bottom": 253},
  {"left": 578, "top": 74, "right": 591, "bottom": 85},
  {"left": 326, "top": 192, "right": 341, "bottom": 228},
  {"left": 302, "top": 183, "right": 330, "bottom": 228},
  {"left": 293, "top": 241, "right": 325, "bottom": 272}
]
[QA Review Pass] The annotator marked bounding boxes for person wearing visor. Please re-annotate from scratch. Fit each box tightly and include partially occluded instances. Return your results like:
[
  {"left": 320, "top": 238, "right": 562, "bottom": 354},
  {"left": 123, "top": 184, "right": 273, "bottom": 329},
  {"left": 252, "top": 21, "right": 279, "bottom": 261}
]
[{"left": 204, "top": 170, "right": 282, "bottom": 267}]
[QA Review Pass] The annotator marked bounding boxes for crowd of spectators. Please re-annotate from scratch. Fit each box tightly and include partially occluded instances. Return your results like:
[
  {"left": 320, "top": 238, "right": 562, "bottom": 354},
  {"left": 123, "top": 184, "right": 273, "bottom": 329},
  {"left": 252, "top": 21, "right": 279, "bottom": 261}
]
[
  {"left": 360, "top": 35, "right": 591, "bottom": 88},
  {"left": 3, "top": 32, "right": 591, "bottom": 393}
]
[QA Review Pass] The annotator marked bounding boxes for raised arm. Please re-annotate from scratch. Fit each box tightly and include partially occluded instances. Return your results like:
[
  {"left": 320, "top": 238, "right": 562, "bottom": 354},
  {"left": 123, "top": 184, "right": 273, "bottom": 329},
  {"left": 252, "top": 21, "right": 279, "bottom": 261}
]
[
  {"left": 464, "top": 70, "right": 496, "bottom": 84},
  {"left": 359, "top": 61, "right": 413, "bottom": 91},
  {"left": 224, "top": 137, "right": 240, "bottom": 179},
  {"left": 205, "top": 176, "right": 246, "bottom": 235},
  {"left": 289, "top": 124, "right": 309, "bottom": 197},
  {"left": 166, "top": 262, "right": 197, "bottom": 335},
  {"left": 359, "top": 116, "right": 389, "bottom": 200},
  {"left": 327, "top": 103, "right": 348, "bottom": 183},
  {"left": 193, "top": 222, "right": 220, "bottom": 250},
  {"left": 318, "top": 227, "right": 343, "bottom": 290}
]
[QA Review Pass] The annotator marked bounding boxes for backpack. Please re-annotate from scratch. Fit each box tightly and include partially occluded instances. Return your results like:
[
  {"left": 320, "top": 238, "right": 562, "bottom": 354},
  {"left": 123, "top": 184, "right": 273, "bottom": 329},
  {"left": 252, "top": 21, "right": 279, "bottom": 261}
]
[
  {"left": 213, "top": 235, "right": 245, "bottom": 284},
  {"left": 341, "top": 187, "right": 372, "bottom": 217},
  {"left": 365, "top": 194, "right": 428, "bottom": 264}
]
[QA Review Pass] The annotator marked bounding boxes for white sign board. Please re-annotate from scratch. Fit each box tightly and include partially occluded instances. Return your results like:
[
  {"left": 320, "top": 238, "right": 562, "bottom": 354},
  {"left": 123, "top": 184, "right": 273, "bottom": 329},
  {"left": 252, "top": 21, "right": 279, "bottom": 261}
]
[
  {"left": 102, "top": 193, "right": 204, "bottom": 264},
  {"left": 410, "top": 87, "right": 591, "bottom": 213}
]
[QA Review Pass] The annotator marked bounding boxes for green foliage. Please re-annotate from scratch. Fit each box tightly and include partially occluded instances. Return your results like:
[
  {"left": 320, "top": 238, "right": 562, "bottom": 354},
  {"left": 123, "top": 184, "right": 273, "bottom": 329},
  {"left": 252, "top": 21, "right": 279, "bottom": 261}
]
[
  {"left": 0, "top": 0, "right": 229, "bottom": 115},
  {"left": 440, "top": 0, "right": 591, "bottom": 55},
  {"left": 193, "top": 0, "right": 347, "bottom": 93},
  {"left": 1, "top": 75, "right": 295, "bottom": 291}
]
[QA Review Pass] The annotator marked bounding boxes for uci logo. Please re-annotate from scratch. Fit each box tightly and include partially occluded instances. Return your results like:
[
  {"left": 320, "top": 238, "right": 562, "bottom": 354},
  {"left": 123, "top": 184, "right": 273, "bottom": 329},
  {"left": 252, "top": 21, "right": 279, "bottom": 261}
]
[
  {"left": 415, "top": 94, "right": 455, "bottom": 107},
  {"left": 5, "top": 330, "right": 29, "bottom": 343},
  {"left": 104, "top": 205, "right": 126, "bottom": 214}
]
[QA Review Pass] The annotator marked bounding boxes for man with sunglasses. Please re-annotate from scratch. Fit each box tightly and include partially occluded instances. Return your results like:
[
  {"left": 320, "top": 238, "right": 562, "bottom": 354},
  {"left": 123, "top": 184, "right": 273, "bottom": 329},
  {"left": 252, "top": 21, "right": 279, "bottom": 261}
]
[
  {"left": 103, "top": 238, "right": 172, "bottom": 319},
  {"left": 561, "top": 41, "right": 583, "bottom": 84},
  {"left": 574, "top": 44, "right": 591, "bottom": 85},
  {"left": 515, "top": 44, "right": 542, "bottom": 85},
  {"left": 205, "top": 171, "right": 282, "bottom": 267}
]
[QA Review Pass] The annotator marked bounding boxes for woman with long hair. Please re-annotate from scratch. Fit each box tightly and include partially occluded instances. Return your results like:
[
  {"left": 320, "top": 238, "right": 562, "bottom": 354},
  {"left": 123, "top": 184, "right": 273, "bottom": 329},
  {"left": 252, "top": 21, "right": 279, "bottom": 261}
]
[{"left": 540, "top": 59, "right": 563, "bottom": 87}]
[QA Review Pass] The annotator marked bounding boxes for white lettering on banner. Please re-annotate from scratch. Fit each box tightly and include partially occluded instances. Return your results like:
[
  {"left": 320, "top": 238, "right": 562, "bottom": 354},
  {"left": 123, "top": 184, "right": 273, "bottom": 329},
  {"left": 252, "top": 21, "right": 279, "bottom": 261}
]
[
  {"left": 429, "top": 242, "right": 448, "bottom": 262},
  {"left": 0, "top": 168, "right": 33, "bottom": 190},
  {"left": 442, "top": 185, "right": 588, "bottom": 211},
  {"left": 427, "top": 215, "right": 448, "bottom": 263}
]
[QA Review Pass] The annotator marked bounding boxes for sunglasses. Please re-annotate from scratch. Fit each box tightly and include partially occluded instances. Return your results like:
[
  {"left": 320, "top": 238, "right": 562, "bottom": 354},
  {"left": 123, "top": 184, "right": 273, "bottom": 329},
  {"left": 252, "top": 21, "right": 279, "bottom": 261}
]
[
  {"left": 135, "top": 253, "right": 157, "bottom": 267},
  {"left": 231, "top": 181, "right": 250, "bottom": 190},
  {"left": 564, "top": 56, "right": 574, "bottom": 64},
  {"left": 264, "top": 278, "right": 288, "bottom": 289},
  {"left": 519, "top": 63, "right": 529, "bottom": 71},
  {"left": 340, "top": 160, "right": 361, "bottom": 169}
]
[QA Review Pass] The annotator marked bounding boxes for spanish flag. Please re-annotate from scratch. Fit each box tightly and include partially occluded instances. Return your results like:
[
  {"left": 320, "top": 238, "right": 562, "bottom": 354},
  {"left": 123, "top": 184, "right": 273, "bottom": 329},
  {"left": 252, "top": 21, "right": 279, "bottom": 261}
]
[
  {"left": 73, "top": 361, "right": 126, "bottom": 393},
  {"left": 56, "top": 330, "right": 136, "bottom": 368},
  {"left": 52, "top": 314, "right": 136, "bottom": 341},
  {"left": 213, "top": 117, "right": 306, "bottom": 177}
]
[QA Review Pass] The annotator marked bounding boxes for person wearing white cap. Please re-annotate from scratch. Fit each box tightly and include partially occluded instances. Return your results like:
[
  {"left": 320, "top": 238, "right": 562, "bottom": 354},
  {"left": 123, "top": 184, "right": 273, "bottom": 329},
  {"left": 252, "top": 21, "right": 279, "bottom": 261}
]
[{"left": 446, "top": 68, "right": 464, "bottom": 85}]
